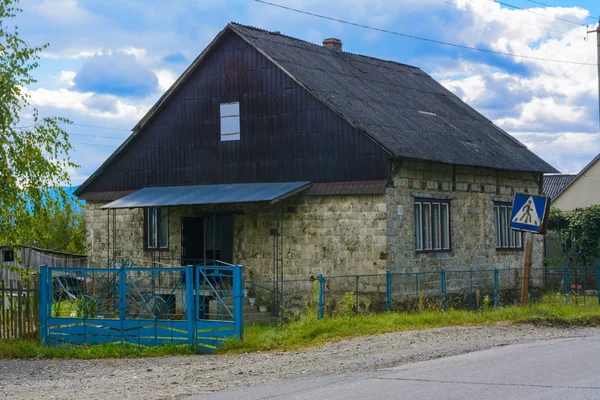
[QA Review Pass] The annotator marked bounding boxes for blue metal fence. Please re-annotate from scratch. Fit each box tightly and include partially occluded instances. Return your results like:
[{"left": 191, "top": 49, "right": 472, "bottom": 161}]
[
  {"left": 39, "top": 264, "right": 243, "bottom": 351},
  {"left": 244, "top": 266, "right": 600, "bottom": 323}
]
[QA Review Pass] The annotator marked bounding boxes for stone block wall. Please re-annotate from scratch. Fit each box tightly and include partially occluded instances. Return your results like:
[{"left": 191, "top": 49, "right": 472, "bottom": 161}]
[
  {"left": 85, "top": 193, "right": 389, "bottom": 280},
  {"left": 85, "top": 159, "right": 544, "bottom": 284},
  {"left": 386, "top": 160, "right": 544, "bottom": 277}
]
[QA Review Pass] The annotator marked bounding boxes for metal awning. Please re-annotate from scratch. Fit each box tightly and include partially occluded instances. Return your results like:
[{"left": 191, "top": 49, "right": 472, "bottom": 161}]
[{"left": 102, "top": 182, "right": 311, "bottom": 209}]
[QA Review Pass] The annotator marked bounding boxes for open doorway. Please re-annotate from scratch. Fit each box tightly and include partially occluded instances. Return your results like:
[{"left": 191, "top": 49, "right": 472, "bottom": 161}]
[{"left": 181, "top": 213, "right": 234, "bottom": 266}]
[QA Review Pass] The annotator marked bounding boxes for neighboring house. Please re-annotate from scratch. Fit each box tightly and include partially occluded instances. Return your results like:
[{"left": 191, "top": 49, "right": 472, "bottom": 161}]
[
  {"left": 0, "top": 246, "right": 86, "bottom": 283},
  {"left": 75, "top": 23, "right": 557, "bottom": 280},
  {"left": 546, "top": 154, "right": 600, "bottom": 211},
  {"left": 542, "top": 174, "right": 577, "bottom": 202},
  {"left": 543, "top": 154, "right": 600, "bottom": 265}
]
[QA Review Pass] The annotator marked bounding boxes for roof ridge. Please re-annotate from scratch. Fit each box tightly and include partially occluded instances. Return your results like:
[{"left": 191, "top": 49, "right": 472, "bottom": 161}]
[{"left": 228, "top": 21, "right": 421, "bottom": 71}]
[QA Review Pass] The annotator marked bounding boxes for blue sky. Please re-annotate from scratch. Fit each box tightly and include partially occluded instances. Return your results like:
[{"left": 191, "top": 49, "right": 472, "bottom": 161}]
[{"left": 13, "top": 0, "right": 600, "bottom": 183}]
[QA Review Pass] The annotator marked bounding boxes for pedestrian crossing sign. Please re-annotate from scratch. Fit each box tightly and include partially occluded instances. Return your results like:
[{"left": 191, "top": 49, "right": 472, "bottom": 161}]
[{"left": 509, "top": 193, "right": 550, "bottom": 234}]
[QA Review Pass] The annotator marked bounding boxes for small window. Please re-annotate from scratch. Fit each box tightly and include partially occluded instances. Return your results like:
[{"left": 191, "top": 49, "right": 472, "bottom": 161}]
[
  {"left": 220, "top": 102, "right": 240, "bottom": 141},
  {"left": 494, "top": 203, "right": 522, "bottom": 250},
  {"left": 3, "top": 250, "right": 14, "bottom": 262},
  {"left": 414, "top": 199, "right": 450, "bottom": 252},
  {"left": 145, "top": 208, "right": 169, "bottom": 249}
]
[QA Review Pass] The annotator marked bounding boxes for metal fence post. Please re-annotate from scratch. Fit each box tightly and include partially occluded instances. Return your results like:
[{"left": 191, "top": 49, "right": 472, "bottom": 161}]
[
  {"left": 318, "top": 274, "right": 324, "bottom": 319},
  {"left": 596, "top": 265, "right": 600, "bottom": 306},
  {"left": 233, "top": 265, "right": 244, "bottom": 339},
  {"left": 39, "top": 265, "right": 48, "bottom": 346},
  {"left": 119, "top": 267, "right": 126, "bottom": 344},
  {"left": 355, "top": 275, "right": 359, "bottom": 316},
  {"left": 386, "top": 271, "right": 392, "bottom": 312},
  {"left": 493, "top": 268, "right": 499, "bottom": 310},
  {"left": 563, "top": 266, "right": 570, "bottom": 305},
  {"left": 469, "top": 270, "right": 474, "bottom": 311},
  {"left": 185, "top": 266, "right": 195, "bottom": 346},
  {"left": 440, "top": 269, "right": 446, "bottom": 311}
]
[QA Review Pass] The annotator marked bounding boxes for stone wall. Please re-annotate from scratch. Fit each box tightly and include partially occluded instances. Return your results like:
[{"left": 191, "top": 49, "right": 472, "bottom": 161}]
[
  {"left": 386, "top": 160, "right": 544, "bottom": 275},
  {"left": 85, "top": 193, "right": 389, "bottom": 280},
  {"left": 86, "top": 160, "right": 544, "bottom": 281}
]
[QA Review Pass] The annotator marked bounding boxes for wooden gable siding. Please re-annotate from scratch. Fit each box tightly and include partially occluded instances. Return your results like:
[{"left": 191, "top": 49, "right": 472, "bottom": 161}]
[{"left": 85, "top": 31, "right": 389, "bottom": 193}]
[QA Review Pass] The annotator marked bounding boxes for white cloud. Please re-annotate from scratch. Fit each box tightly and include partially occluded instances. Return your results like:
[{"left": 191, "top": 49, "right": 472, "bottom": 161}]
[
  {"left": 58, "top": 70, "right": 76, "bottom": 87},
  {"left": 154, "top": 69, "right": 178, "bottom": 92},
  {"left": 24, "top": 87, "right": 150, "bottom": 121}
]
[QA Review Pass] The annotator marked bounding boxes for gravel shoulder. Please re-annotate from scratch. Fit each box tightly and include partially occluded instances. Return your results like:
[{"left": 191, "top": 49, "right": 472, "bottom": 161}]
[{"left": 1, "top": 323, "right": 599, "bottom": 400}]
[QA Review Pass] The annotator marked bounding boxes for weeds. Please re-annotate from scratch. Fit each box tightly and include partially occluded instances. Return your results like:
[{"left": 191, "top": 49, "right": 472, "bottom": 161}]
[
  {"left": 219, "top": 302, "right": 600, "bottom": 354},
  {"left": 0, "top": 341, "right": 196, "bottom": 360}
]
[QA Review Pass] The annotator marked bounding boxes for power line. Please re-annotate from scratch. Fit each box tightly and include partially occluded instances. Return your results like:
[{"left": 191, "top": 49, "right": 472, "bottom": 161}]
[
  {"left": 71, "top": 141, "right": 119, "bottom": 148},
  {"left": 69, "top": 123, "right": 130, "bottom": 132},
  {"left": 435, "top": 0, "right": 571, "bottom": 35},
  {"left": 494, "top": 0, "right": 587, "bottom": 26},
  {"left": 524, "top": 0, "right": 599, "bottom": 22},
  {"left": 69, "top": 132, "right": 127, "bottom": 141},
  {"left": 251, "top": 0, "right": 597, "bottom": 66},
  {"left": 496, "top": 51, "right": 596, "bottom": 107}
]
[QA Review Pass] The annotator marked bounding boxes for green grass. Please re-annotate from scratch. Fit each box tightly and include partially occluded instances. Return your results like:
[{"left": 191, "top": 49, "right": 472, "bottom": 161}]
[
  {"left": 4, "top": 298, "right": 600, "bottom": 359},
  {"left": 0, "top": 341, "right": 197, "bottom": 360},
  {"left": 218, "top": 302, "right": 600, "bottom": 354}
]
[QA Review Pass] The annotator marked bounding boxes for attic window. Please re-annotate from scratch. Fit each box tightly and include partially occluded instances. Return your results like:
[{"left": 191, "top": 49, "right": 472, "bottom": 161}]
[
  {"left": 418, "top": 111, "right": 437, "bottom": 116},
  {"left": 220, "top": 102, "right": 240, "bottom": 141}
]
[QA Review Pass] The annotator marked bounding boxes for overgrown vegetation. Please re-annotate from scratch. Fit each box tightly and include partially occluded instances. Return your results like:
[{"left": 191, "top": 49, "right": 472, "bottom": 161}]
[
  {"left": 548, "top": 206, "right": 600, "bottom": 265},
  {"left": 1, "top": 0, "right": 77, "bottom": 269},
  {"left": 219, "top": 302, "right": 600, "bottom": 354},
  {"left": 4, "top": 298, "right": 600, "bottom": 359},
  {"left": 0, "top": 341, "right": 196, "bottom": 359},
  {"left": 35, "top": 205, "right": 86, "bottom": 255}
]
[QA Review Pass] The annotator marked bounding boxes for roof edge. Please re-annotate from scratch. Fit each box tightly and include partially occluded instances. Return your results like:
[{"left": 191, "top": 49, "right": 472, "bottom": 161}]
[
  {"left": 552, "top": 153, "right": 600, "bottom": 202},
  {"left": 75, "top": 25, "right": 233, "bottom": 197}
]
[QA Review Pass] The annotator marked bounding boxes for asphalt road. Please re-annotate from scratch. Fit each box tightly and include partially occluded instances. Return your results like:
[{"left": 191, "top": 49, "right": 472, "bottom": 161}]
[{"left": 196, "top": 335, "right": 600, "bottom": 400}]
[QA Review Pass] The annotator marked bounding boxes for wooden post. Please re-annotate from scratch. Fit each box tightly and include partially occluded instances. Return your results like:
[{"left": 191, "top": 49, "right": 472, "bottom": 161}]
[{"left": 522, "top": 232, "right": 533, "bottom": 306}]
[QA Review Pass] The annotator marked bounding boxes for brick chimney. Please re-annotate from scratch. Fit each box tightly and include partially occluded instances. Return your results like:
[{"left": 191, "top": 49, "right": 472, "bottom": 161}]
[{"left": 322, "top": 38, "right": 342, "bottom": 51}]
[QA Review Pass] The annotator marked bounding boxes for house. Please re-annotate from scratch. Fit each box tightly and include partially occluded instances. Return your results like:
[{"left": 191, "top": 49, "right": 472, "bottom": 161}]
[
  {"left": 74, "top": 23, "right": 557, "bottom": 281},
  {"left": 0, "top": 246, "right": 86, "bottom": 284},
  {"left": 543, "top": 154, "right": 600, "bottom": 265},
  {"left": 544, "top": 154, "right": 600, "bottom": 211},
  {"left": 542, "top": 174, "right": 577, "bottom": 202}
]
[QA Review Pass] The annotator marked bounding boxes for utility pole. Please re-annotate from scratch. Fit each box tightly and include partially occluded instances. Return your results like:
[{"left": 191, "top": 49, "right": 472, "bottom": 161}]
[{"left": 588, "top": 19, "right": 600, "bottom": 129}]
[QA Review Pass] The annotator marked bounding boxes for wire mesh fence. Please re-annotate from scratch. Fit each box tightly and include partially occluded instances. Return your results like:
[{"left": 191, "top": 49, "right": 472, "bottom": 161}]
[{"left": 243, "top": 266, "right": 600, "bottom": 324}]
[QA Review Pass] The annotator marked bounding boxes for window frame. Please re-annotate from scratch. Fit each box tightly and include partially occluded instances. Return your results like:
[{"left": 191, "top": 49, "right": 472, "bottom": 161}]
[
  {"left": 3, "top": 250, "right": 15, "bottom": 262},
  {"left": 219, "top": 102, "right": 240, "bottom": 141},
  {"left": 144, "top": 207, "right": 169, "bottom": 250},
  {"left": 493, "top": 202, "right": 523, "bottom": 251},
  {"left": 414, "top": 198, "right": 451, "bottom": 253}
]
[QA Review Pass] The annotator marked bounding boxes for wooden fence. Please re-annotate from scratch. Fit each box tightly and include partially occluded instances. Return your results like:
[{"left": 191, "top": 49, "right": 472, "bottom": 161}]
[{"left": 0, "top": 277, "right": 38, "bottom": 340}]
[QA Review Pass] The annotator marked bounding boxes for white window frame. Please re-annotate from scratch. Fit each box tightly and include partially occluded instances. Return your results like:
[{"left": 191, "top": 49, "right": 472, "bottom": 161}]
[
  {"left": 220, "top": 102, "right": 240, "bottom": 141},
  {"left": 494, "top": 203, "right": 522, "bottom": 250},
  {"left": 145, "top": 207, "right": 169, "bottom": 249},
  {"left": 414, "top": 199, "right": 451, "bottom": 252}
]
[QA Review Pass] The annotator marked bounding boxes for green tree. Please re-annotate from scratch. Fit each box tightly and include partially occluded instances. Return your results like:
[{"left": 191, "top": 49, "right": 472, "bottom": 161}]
[
  {"left": 36, "top": 206, "right": 86, "bottom": 255},
  {"left": 0, "top": 0, "right": 76, "bottom": 254}
]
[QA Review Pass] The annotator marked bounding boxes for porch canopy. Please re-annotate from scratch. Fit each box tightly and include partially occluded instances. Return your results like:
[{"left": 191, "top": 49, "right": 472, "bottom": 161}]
[{"left": 101, "top": 181, "right": 311, "bottom": 209}]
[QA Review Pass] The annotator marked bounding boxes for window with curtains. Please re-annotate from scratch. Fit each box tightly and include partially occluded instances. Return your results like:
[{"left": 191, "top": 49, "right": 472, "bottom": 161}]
[
  {"left": 145, "top": 207, "right": 169, "bottom": 249},
  {"left": 414, "top": 199, "right": 451, "bottom": 252},
  {"left": 494, "top": 203, "right": 522, "bottom": 250}
]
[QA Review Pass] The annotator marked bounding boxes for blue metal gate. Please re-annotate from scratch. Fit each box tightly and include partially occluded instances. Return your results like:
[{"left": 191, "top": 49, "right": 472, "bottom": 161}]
[{"left": 39, "top": 264, "right": 243, "bottom": 351}]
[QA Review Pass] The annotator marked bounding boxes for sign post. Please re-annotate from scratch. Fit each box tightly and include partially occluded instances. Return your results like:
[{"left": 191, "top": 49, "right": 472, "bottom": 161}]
[{"left": 510, "top": 193, "right": 550, "bottom": 306}]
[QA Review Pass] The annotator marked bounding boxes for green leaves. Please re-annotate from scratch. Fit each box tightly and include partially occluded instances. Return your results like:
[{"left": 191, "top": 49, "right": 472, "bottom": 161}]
[
  {"left": 0, "top": 0, "right": 76, "bottom": 253},
  {"left": 548, "top": 206, "right": 600, "bottom": 265}
]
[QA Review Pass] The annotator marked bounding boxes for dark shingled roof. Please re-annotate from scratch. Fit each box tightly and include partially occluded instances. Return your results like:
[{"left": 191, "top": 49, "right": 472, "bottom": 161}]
[
  {"left": 543, "top": 174, "right": 577, "bottom": 201},
  {"left": 229, "top": 23, "right": 557, "bottom": 173}
]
